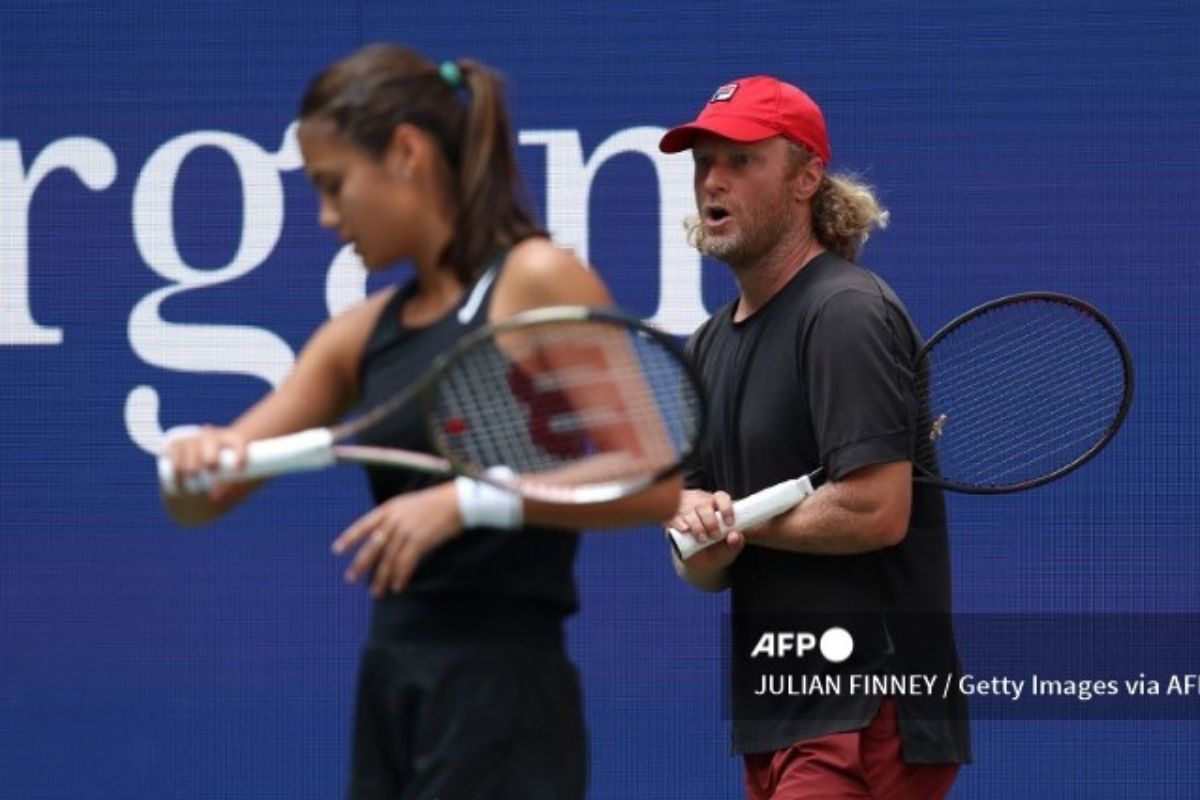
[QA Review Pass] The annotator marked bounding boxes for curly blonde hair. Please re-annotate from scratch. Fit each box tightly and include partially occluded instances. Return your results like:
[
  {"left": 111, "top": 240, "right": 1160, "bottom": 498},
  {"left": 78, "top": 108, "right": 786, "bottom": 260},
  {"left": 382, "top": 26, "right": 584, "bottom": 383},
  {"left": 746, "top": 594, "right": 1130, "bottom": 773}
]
[
  {"left": 812, "top": 173, "right": 890, "bottom": 262},
  {"left": 788, "top": 144, "right": 890, "bottom": 262}
]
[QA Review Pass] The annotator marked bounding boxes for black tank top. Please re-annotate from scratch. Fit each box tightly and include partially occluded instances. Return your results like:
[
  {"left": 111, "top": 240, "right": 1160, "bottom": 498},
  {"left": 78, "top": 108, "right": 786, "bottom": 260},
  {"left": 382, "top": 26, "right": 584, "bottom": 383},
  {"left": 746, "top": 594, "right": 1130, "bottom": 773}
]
[{"left": 355, "top": 261, "right": 580, "bottom": 642}]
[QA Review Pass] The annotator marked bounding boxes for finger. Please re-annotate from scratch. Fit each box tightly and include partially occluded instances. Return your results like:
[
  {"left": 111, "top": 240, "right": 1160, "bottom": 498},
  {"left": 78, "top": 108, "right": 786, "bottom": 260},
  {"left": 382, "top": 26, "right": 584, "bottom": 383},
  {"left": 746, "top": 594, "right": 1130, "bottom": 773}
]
[
  {"left": 692, "top": 502, "right": 725, "bottom": 540},
  {"left": 666, "top": 514, "right": 689, "bottom": 533},
  {"left": 162, "top": 441, "right": 183, "bottom": 478},
  {"left": 346, "top": 529, "right": 388, "bottom": 583},
  {"left": 198, "top": 434, "right": 225, "bottom": 473},
  {"left": 712, "top": 491, "right": 735, "bottom": 527},
  {"left": 388, "top": 534, "right": 424, "bottom": 594},
  {"left": 681, "top": 509, "right": 709, "bottom": 541},
  {"left": 333, "top": 509, "right": 382, "bottom": 555},
  {"left": 172, "top": 437, "right": 201, "bottom": 476},
  {"left": 372, "top": 527, "right": 410, "bottom": 597}
]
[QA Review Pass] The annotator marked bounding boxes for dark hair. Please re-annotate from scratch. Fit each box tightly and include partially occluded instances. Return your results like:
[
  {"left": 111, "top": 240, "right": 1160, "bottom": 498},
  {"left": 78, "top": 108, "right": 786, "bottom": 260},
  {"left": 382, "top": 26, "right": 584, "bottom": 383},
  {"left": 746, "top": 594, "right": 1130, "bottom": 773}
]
[{"left": 299, "top": 44, "right": 546, "bottom": 282}]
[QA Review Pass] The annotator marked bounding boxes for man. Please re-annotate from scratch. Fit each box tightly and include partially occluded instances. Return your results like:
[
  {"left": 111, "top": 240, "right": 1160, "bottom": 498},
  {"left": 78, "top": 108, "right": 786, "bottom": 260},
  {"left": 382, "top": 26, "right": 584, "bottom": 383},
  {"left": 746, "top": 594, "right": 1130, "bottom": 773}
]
[{"left": 661, "top": 76, "right": 970, "bottom": 799}]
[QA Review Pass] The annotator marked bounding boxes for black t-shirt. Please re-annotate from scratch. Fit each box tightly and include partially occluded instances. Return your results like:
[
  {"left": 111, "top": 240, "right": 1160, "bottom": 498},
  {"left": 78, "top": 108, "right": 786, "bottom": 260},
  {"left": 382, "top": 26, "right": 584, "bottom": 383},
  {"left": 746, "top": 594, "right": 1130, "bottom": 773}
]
[
  {"left": 686, "top": 252, "right": 971, "bottom": 763},
  {"left": 355, "top": 263, "right": 580, "bottom": 642}
]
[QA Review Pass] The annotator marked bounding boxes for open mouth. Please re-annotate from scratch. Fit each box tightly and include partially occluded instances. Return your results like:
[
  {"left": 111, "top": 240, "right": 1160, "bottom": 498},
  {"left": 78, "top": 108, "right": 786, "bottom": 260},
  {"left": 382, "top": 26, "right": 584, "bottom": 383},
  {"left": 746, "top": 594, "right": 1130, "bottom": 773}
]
[{"left": 705, "top": 206, "right": 731, "bottom": 224}]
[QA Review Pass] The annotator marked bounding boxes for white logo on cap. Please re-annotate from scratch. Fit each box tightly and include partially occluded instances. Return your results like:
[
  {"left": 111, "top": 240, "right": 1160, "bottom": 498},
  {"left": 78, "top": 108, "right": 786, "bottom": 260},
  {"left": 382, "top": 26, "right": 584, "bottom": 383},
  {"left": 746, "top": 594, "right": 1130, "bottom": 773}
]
[{"left": 710, "top": 82, "right": 739, "bottom": 102}]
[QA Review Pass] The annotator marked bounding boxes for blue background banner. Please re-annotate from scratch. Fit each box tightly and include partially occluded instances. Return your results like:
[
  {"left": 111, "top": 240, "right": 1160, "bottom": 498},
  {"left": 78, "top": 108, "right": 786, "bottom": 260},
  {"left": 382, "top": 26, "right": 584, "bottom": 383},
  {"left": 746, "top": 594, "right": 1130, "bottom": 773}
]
[{"left": 1, "top": 2, "right": 1197, "bottom": 797}]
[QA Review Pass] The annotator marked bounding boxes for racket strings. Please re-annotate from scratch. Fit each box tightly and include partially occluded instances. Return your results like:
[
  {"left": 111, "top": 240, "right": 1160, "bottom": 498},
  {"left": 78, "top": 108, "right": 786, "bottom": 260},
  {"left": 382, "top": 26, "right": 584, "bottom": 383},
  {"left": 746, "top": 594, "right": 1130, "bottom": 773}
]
[
  {"left": 918, "top": 316, "right": 1122, "bottom": 440},
  {"left": 936, "top": 386, "right": 1125, "bottom": 473},
  {"left": 920, "top": 385, "right": 1123, "bottom": 485},
  {"left": 920, "top": 304, "right": 1094, "bottom": 390},
  {"left": 932, "top": 338, "right": 1121, "bottom": 413},
  {"left": 429, "top": 320, "right": 702, "bottom": 491},
  {"left": 919, "top": 365, "right": 1124, "bottom": 483},
  {"left": 937, "top": 398, "right": 1122, "bottom": 479},
  {"left": 929, "top": 364, "right": 1125, "bottom": 455},
  {"left": 969, "top": 416, "right": 1123, "bottom": 486},
  {"left": 916, "top": 300, "right": 1129, "bottom": 488},
  {"left": 923, "top": 340, "right": 1125, "bottom": 451}
]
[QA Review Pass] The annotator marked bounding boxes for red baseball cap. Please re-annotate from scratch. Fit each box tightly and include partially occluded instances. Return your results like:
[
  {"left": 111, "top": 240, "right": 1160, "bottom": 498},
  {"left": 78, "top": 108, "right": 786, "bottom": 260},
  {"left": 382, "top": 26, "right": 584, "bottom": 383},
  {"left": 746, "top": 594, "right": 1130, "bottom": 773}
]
[{"left": 658, "top": 75, "right": 831, "bottom": 165}]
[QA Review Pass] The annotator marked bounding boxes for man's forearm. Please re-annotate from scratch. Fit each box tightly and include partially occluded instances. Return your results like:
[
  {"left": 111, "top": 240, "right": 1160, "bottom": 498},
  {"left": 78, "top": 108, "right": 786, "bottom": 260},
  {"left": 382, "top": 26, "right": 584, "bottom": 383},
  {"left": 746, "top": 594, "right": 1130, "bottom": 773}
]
[{"left": 744, "top": 462, "right": 912, "bottom": 554}]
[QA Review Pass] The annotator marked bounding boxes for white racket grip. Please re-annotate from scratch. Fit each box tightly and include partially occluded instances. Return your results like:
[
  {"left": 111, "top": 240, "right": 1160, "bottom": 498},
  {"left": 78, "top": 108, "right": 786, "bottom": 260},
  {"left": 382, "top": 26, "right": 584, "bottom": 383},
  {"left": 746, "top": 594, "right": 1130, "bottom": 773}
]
[
  {"left": 667, "top": 475, "right": 819, "bottom": 560},
  {"left": 158, "top": 428, "right": 336, "bottom": 495}
]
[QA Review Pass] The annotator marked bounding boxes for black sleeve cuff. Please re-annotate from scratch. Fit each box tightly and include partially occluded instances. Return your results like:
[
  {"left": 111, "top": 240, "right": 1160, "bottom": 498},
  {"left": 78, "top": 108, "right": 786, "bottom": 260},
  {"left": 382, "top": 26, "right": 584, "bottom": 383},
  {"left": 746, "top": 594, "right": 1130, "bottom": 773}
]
[{"left": 824, "top": 431, "right": 912, "bottom": 481}]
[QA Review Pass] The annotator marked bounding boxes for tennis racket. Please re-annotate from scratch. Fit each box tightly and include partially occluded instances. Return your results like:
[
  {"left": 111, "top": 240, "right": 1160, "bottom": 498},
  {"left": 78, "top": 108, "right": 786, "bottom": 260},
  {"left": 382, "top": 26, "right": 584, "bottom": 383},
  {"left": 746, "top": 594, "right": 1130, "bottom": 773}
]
[
  {"left": 159, "top": 306, "right": 706, "bottom": 505},
  {"left": 669, "top": 292, "right": 1134, "bottom": 559}
]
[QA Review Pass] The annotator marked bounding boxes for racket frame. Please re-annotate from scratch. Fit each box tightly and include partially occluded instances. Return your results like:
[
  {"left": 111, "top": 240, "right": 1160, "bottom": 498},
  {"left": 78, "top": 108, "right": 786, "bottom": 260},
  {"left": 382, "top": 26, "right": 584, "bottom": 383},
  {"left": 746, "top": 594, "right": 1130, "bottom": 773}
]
[{"left": 912, "top": 291, "right": 1134, "bottom": 494}]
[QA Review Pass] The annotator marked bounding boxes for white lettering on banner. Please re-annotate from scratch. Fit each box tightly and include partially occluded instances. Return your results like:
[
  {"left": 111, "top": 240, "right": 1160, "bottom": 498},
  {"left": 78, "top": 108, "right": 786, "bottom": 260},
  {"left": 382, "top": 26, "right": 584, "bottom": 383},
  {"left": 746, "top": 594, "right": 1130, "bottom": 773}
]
[
  {"left": 325, "top": 243, "right": 369, "bottom": 317},
  {"left": 519, "top": 127, "right": 705, "bottom": 335},
  {"left": 124, "top": 124, "right": 304, "bottom": 455},
  {"left": 0, "top": 138, "right": 117, "bottom": 345},
  {"left": 1, "top": 124, "right": 706, "bottom": 454}
]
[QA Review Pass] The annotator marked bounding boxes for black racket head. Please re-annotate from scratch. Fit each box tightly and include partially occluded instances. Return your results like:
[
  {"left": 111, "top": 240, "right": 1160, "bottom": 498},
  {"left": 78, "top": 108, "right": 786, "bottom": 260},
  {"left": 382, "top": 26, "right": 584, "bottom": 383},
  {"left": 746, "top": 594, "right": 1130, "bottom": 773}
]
[
  {"left": 421, "top": 306, "right": 707, "bottom": 504},
  {"left": 913, "top": 292, "right": 1133, "bottom": 494}
]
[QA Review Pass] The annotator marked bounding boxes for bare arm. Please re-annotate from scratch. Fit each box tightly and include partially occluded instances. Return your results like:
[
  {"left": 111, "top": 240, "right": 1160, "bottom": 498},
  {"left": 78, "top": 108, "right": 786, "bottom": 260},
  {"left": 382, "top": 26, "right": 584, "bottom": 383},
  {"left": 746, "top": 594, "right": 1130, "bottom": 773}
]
[
  {"left": 667, "top": 460, "right": 911, "bottom": 595},
  {"left": 160, "top": 291, "right": 387, "bottom": 526},
  {"left": 743, "top": 460, "right": 912, "bottom": 554}
]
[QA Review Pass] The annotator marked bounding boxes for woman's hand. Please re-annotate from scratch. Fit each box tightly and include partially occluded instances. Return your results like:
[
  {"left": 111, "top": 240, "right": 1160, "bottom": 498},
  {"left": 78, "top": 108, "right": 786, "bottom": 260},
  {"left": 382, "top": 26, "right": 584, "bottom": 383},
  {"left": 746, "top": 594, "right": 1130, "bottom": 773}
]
[{"left": 333, "top": 482, "right": 464, "bottom": 596}]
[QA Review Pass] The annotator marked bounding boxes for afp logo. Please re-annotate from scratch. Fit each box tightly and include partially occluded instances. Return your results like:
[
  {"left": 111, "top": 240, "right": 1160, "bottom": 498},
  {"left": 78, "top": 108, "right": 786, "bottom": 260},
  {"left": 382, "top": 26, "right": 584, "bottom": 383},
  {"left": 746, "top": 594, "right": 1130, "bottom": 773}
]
[{"left": 749, "top": 627, "right": 854, "bottom": 664}]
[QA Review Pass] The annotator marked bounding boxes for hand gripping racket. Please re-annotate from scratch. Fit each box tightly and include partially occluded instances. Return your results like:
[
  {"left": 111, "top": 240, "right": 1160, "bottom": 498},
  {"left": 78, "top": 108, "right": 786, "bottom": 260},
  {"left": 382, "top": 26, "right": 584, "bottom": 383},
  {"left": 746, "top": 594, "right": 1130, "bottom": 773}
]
[
  {"left": 669, "top": 292, "right": 1134, "bottom": 559},
  {"left": 159, "top": 306, "right": 706, "bottom": 505}
]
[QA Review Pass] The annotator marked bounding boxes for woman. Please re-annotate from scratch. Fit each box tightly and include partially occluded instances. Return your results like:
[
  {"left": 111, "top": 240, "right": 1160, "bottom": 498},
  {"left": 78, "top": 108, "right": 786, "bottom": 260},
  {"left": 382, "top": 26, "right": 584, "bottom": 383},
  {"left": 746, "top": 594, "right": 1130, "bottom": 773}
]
[{"left": 161, "top": 44, "right": 680, "bottom": 800}]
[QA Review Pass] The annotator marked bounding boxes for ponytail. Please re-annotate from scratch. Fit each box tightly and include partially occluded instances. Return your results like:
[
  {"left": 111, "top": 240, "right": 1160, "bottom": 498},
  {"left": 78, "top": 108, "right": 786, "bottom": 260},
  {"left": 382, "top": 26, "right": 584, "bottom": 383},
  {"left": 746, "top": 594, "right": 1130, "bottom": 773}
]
[
  {"left": 445, "top": 59, "right": 545, "bottom": 283},
  {"left": 811, "top": 173, "right": 890, "bottom": 263}
]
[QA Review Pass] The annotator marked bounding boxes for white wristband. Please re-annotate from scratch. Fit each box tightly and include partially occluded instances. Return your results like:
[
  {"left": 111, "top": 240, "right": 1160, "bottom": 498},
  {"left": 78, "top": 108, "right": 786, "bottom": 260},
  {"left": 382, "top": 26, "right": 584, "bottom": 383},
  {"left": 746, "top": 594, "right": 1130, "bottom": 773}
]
[{"left": 456, "top": 466, "right": 523, "bottom": 530}]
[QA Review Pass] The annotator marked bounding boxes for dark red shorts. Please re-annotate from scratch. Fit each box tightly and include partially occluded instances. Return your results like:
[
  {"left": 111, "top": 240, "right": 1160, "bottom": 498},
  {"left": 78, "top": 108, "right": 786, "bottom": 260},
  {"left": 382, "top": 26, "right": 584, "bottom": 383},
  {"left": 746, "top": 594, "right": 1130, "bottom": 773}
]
[{"left": 742, "top": 698, "right": 959, "bottom": 800}]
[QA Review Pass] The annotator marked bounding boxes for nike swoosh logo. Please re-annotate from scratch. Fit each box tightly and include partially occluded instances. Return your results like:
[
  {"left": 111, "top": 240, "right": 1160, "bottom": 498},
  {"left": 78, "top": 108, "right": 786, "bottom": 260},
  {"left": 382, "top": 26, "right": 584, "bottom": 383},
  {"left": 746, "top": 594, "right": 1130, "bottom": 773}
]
[{"left": 458, "top": 265, "right": 497, "bottom": 324}]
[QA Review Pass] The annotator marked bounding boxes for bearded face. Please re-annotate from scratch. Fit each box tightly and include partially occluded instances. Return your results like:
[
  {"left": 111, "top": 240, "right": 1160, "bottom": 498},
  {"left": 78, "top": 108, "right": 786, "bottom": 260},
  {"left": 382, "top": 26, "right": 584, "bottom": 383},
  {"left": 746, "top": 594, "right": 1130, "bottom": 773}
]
[{"left": 688, "top": 136, "right": 809, "bottom": 271}]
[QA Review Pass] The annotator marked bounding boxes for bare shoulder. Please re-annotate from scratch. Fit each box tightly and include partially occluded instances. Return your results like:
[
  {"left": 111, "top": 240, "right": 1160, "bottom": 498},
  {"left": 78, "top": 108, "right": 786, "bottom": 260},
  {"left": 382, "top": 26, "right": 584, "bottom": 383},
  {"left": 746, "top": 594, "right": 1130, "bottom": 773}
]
[
  {"left": 510, "top": 236, "right": 582, "bottom": 268},
  {"left": 491, "top": 237, "right": 612, "bottom": 318}
]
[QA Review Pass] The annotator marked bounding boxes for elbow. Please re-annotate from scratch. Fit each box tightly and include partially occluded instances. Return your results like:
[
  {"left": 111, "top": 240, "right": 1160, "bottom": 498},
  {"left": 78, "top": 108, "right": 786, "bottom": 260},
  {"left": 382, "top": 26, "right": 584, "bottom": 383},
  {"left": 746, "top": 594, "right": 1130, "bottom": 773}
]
[
  {"left": 872, "top": 508, "right": 909, "bottom": 548},
  {"left": 857, "top": 465, "right": 912, "bottom": 549},
  {"left": 856, "top": 490, "right": 910, "bottom": 549},
  {"left": 877, "top": 519, "right": 908, "bottom": 548}
]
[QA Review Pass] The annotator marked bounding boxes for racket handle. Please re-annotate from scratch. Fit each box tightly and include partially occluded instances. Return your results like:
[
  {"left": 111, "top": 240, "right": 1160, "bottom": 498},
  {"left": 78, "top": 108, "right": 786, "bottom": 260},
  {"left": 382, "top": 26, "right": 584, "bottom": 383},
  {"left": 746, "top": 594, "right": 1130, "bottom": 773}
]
[
  {"left": 158, "top": 428, "right": 336, "bottom": 495},
  {"left": 667, "top": 474, "right": 821, "bottom": 560}
]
